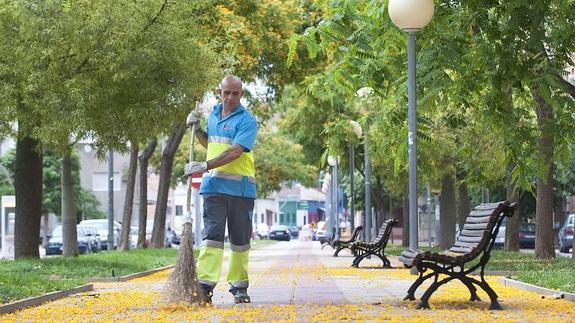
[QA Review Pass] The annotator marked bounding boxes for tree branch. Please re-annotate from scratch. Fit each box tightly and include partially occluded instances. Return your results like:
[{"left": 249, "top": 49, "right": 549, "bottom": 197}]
[
  {"left": 554, "top": 73, "right": 575, "bottom": 100},
  {"left": 142, "top": 0, "right": 169, "bottom": 33}
]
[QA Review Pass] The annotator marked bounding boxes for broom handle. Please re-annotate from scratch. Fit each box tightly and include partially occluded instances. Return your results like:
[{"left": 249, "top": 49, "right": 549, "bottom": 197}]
[{"left": 186, "top": 101, "right": 200, "bottom": 217}]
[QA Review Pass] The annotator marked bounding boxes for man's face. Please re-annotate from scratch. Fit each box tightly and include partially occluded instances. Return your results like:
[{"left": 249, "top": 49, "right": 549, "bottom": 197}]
[{"left": 220, "top": 79, "right": 243, "bottom": 111}]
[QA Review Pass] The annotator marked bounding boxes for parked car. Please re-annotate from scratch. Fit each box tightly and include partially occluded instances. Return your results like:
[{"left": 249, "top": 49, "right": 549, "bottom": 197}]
[
  {"left": 130, "top": 227, "right": 139, "bottom": 248},
  {"left": 269, "top": 225, "right": 291, "bottom": 241},
  {"left": 79, "top": 219, "right": 121, "bottom": 250},
  {"left": 518, "top": 223, "right": 536, "bottom": 248},
  {"left": 255, "top": 223, "right": 270, "bottom": 240},
  {"left": 288, "top": 226, "right": 299, "bottom": 238},
  {"left": 493, "top": 219, "right": 506, "bottom": 247},
  {"left": 494, "top": 219, "right": 536, "bottom": 249},
  {"left": 558, "top": 214, "right": 574, "bottom": 253},
  {"left": 81, "top": 226, "right": 101, "bottom": 252},
  {"left": 146, "top": 220, "right": 180, "bottom": 247},
  {"left": 45, "top": 225, "right": 92, "bottom": 255},
  {"left": 312, "top": 221, "right": 327, "bottom": 241}
]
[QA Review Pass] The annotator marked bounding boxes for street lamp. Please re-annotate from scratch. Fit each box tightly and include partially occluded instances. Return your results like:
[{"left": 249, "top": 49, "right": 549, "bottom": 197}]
[
  {"left": 357, "top": 87, "right": 374, "bottom": 242},
  {"left": 348, "top": 120, "right": 362, "bottom": 233},
  {"left": 389, "top": 0, "right": 434, "bottom": 258}
]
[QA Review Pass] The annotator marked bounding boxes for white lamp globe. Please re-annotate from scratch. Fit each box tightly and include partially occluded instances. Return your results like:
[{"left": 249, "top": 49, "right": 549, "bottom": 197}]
[
  {"left": 349, "top": 120, "right": 363, "bottom": 138},
  {"left": 356, "top": 87, "right": 374, "bottom": 99},
  {"left": 389, "top": 0, "right": 434, "bottom": 32},
  {"left": 327, "top": 155, "right": 337, "bottom": 167}
]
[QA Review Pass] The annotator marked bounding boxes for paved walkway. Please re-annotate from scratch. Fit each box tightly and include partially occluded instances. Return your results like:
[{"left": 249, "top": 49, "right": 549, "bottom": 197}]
[{"left": 2, "top": 241, "right": 574, "bottom": 321}]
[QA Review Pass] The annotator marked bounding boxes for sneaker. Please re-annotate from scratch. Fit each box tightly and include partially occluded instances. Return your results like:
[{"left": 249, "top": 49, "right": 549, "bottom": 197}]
[
  {"left": 229, "top": 287, "right": 251, "bottom": 304},
  {"left": 199, "top": 284, "right": 213, "bottom": 305}
]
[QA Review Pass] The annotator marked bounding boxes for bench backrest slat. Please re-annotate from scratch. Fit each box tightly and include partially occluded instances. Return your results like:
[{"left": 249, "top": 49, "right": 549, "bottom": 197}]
[
  {"left": 460, "top": 229, "right": 485, "bottom": 237},
  {"left": 346, "top": 225, "right": 363, "bottom": 243},
  {"left": 451, "top": 201, "right": 516, "bottom": 263},
  {"left": 463, "top": 222, "right": 490, "bottom": 230},
  {"left": 449, "top": 246, "right": 473, "bottom": 254},
  {"left": 458, "top": 235, "right": 484, "bottom": 243},
  {"left": 360, "top": 219, "right": 397, "bottom": 248},
  {"left": 465, "top": 216, "right": 493, "bottom": 223},
  {"left": 454, "top": 241, "right": 481, "bottom": 249}
]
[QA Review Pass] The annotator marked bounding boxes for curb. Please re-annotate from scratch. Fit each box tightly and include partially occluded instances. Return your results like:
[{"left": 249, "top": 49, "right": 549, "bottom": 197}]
[
  {"left": 87, "top": 265, "right": 174, "bottom": 282},
  {"left": 0, "top": 284, "right": 93, "bottom": 315},
  {"left": 499, "top": 277, "right": 575, "bottom": 302}
]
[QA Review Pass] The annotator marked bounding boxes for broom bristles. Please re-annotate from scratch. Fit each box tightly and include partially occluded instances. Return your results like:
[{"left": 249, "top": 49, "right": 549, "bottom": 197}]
[{"left": 162, "top": 222, "right": 206, "bottom": 305}]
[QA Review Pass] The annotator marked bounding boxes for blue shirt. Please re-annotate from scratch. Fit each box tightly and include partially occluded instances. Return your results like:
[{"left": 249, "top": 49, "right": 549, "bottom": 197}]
[{"left": 200, "top": 103, "right": 258, "bottom": 198}]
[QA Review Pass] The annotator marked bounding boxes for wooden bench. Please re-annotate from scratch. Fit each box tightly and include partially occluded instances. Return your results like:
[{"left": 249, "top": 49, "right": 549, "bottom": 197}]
[
  {"left": 350, "top": 219, "right": 398, "bottom": 268},
  {"left": 320, "top": 235, "right": 335, "bottom": 249},
  {"left": 398, "top": 201, "right": 517, "bottom": 310},
  {"left": 332, "top": 225, "right": 364, "bottom": 257}
]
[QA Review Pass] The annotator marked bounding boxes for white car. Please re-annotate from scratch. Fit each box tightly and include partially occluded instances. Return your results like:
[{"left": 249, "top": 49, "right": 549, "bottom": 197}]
[
  {"left": 79, "top": 219, "right": 121, "bottom": 250},
  {"left": 255, "top": 223, "right": 270, "bottom": 239}
]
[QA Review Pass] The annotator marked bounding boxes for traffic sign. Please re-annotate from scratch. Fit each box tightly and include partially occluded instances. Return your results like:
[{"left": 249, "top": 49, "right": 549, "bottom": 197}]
[{"left": 190, "top": 172, "right": 203, "bottom": 189}]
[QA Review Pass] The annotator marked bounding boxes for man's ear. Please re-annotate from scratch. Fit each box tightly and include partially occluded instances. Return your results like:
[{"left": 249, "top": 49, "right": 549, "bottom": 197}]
[{"left": 214, "top": 88, "right": 221, "bottom": 99}]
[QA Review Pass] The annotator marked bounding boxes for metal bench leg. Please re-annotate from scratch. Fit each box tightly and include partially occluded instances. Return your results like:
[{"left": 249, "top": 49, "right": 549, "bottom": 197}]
[
  {"left": 460, "top": 277, "right": 481, "bottom": 302},
  {"left": 416, "top": 276, "right": 455, "bottom": 309},
  {"left": 374, "top": 253, "right": 392, "bottom": 268},
  {"left": 469, "top": 277, "right": 502, "bottom": 310},
  {"left": 381, "top": 254, "right": 392, "bottom": 268},
  {"left": 404, "top": 272, "right": 433, "bottom": 301},
  {"left": 352, "top": 251, "right": 368, "bottom": 268},
  {"left": 333, "top": 246, "right": 343, "bottom": 257}
]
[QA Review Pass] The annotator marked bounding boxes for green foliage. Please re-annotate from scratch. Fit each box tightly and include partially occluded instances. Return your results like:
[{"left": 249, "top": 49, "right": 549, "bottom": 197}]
[
  {"left": 284, "top": 0, "right": 575, "bottom": 208},
  {"left": 0, "top": 0, "right": 221, "bottom": 153},
  {"left": 254, "top": 126, "right": 317, "bottom": 198}
]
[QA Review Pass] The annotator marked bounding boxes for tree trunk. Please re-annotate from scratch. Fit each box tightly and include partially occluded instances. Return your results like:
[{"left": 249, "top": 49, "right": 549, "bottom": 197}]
[
  {"left": 402, "top": 196, "right": 408, "bottom": 247},
  {"left": 118, "top": 143, "right": 139, "bottom": 251},
  {"left": 531, "top": 84, "right": 556, "bottom": 259},
  {"left": 62, "top": 148, "right": 78, "bottom": 257},
  {"left": 504, "top": 170, "right": 520, "bottom": 251},
  {"left": 440, "top": 173, "right": 456, "bottom": 249},
  {"left": 137, "top": 139, "right": 157, "bottom": 248},
  {"left": 151, "top": 125, "right": 186, "bottom": 248},
  {"left": 456, "top": 172, "right": 470, "bottom": 230},
  {"left": 14, "top": 135, "right": 43, "bottom": 259}
]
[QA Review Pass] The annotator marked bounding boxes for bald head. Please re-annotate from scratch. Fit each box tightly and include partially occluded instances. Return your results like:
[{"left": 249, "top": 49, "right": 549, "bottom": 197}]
[
  {"left": 219, "top": 75, "right": 244, "bottom": 114},
  {"left": 220, "top": 75, "right": 243, "bottom": 89}
]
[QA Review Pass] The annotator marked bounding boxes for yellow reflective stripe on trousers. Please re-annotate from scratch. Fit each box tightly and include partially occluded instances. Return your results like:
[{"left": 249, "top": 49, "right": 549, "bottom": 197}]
[
  {"left": 197, "top": 246, "right": 224, "bottom": 285},
  {"left": 226, "top": 250, "right": 249, "bottom": 287},
  {"left": 206, "top": 142, "right": 255, "bottom": 177}
]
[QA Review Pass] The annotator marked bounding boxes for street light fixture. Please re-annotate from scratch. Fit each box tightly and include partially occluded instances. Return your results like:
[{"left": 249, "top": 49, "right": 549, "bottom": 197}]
[
  {"left": 389, "top": 0, "right": 434, "bottom": 261},
  {"left": 356, "top": 87, "right": 374, "bottom": 242}
]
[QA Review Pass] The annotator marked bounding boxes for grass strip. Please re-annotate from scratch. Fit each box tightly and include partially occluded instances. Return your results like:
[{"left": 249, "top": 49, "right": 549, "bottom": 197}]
[{"left": 1, "top": 239, "right": 276, "bottom": 304}]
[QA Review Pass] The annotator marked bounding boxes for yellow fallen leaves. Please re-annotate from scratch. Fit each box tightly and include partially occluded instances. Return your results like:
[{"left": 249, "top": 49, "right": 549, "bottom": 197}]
[{"left": 2, "top": 255, "right": 574, "bottom": 322}]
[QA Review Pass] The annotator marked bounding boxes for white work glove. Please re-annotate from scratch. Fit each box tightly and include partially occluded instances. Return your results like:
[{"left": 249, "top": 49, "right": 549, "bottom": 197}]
[
  {"left": 183, "top": 161, "right": 208, "bottom": 177},
  {"left": 186, "top": 110, "right": 201, "bottom": 128}
]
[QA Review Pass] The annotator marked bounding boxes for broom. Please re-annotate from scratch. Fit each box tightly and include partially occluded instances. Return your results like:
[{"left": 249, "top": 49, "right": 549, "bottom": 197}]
[{"left": 163, "top": 101, "right": 206, "bottom": 305}]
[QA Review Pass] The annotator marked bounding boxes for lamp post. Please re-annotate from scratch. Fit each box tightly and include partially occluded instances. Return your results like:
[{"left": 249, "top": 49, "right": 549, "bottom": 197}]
[
  {"left": 327, "top": 155, "right": 337, "bottom": 240},
  {"left": 349, "top": 120, "right": 362, "bottom": 233},
  {"left": 389, "top": 0, "right": 434, "bottom": 259},
  {"left": 357, "top": 87, "right": 374, "bottom": 242}
]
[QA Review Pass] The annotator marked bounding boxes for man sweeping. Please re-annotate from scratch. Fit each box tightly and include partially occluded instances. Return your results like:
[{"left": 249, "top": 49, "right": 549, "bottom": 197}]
[{"left": 184, "top": 75, "right": 258, "bottom": 304}]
